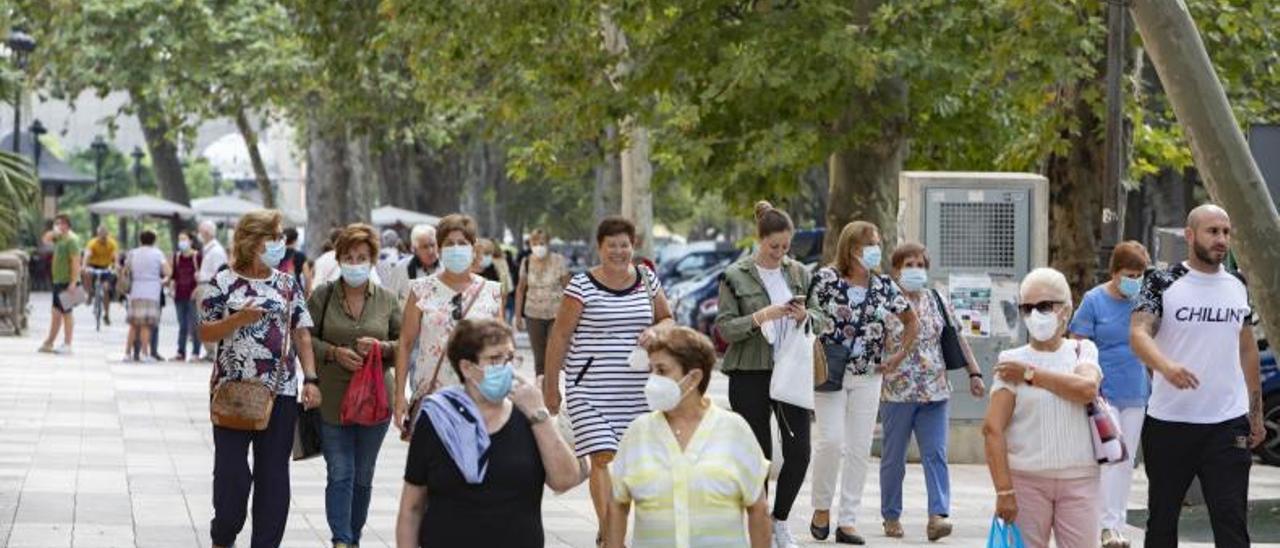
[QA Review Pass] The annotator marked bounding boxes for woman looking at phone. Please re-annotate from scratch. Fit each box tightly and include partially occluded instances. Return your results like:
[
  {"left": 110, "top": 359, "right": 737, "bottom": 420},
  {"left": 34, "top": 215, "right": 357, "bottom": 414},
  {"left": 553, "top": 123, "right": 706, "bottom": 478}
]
[{"left": 714, "top": 201, "right": 827, "bottom": 548}]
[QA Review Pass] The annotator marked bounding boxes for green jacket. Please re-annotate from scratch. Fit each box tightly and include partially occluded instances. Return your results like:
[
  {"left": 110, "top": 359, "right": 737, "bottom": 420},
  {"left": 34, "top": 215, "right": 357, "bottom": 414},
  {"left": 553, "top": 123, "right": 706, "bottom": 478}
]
[{"left": 716, "top": 256, "right": 829, "bottom": 373}]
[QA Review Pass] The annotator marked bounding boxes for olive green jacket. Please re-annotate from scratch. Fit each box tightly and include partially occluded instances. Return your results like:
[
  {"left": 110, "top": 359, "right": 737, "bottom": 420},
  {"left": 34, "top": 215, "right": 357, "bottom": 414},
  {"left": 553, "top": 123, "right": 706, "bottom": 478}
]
[{"left": 716, "top": 256, "right": 829, "bottom": 373}]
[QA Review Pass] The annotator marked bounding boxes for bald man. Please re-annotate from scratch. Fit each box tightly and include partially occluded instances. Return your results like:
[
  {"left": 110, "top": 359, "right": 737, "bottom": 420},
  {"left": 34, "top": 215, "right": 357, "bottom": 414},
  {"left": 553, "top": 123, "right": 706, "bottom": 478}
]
[{"left": 1129, "top": 204, "right": 1262, "bottom": 548}]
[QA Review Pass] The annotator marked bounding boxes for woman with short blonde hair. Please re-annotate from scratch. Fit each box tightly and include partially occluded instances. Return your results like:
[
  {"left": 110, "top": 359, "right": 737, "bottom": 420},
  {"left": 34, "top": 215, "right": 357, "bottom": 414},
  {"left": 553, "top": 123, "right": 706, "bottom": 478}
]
[
  {"left": 985, "top": 267, "right": 1103, "bottom": 548},
  {"left": 200, "top": 209, "right": 320, "bottom": 548}
]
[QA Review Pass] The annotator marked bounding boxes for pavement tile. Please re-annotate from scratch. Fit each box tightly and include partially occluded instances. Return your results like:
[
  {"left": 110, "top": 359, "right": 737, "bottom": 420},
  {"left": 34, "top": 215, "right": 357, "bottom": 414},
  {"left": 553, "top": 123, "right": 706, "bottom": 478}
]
[
  {"left": 14, "top": 491, "right": 76, "bottom": 523},
  {"left": 70, "top": 524, "right": 135, "bottom": 548},
  {"left": 74, "top": 493, "right": 135, "bottom": 525},
  {"left": 6, "top": 522, "right": 72, "bottom": 547}
]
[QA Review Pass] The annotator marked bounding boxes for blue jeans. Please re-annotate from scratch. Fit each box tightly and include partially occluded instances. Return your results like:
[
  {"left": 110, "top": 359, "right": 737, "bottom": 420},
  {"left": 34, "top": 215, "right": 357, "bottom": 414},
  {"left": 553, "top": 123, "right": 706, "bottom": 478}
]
[
  {"left": 879, "top": 400, "right": 950, "bottom": 520},
  {"left": 174, "top": 299, "right": 201, "bottom": 357},
  {"left": 320, "top": 420, "right": 390, "bottom": 545}
]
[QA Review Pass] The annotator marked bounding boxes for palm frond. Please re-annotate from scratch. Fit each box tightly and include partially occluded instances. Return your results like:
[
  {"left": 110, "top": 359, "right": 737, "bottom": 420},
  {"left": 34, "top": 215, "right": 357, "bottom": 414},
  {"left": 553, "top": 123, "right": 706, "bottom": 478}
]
[{"left": 0, "top": 151, "right": 37, "bottom": 249}]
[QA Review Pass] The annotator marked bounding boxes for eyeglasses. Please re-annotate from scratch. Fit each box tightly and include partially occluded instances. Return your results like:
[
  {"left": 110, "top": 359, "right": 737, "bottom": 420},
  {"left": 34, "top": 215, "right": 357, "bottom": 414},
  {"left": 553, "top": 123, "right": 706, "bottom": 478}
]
[
  {"left": 477, "top": 354, "right": 524, "bottom": 369},
  {"left": 1018, "top": 300, "right": 1063, "bottom": 315}
]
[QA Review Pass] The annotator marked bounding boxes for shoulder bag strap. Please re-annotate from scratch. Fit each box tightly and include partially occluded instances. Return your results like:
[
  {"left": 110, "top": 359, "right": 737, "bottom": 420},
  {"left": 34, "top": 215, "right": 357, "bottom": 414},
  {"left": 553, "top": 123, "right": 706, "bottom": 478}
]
[
  {"left": 425, "top": 281, "right": 485, "bottom": 390},
  {"left": 316, "top": 281, "right": 336, "bottom": 342},
  {"left": 637, "top": 265, "right": 657, "bottom": 323},
  {"left": 930, "top": 288, "right": 952, "bottom": 328}
]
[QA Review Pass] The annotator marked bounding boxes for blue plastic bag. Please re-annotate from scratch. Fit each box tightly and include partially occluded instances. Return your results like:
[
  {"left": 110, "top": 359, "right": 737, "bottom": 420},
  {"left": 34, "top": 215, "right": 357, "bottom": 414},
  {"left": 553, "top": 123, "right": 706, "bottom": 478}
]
[{"left": 986, "top": 517, "right": 1026, "bottom": 548}]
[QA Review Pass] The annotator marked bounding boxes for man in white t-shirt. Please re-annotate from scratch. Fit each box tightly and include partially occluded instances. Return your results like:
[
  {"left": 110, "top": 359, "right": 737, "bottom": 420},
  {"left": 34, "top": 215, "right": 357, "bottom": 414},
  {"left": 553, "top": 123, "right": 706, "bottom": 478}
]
[{"left": 1130, "top": 204, "right": 1263, "bottom": 548}]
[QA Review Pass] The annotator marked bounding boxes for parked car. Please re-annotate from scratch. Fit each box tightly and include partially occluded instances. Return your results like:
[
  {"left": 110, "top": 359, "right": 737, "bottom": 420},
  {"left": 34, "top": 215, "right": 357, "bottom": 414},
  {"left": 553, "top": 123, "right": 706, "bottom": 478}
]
[
  {"left": 1257, "top": 333, "right": 1279, "bottom": 465},
  {"left": 790, "top": 228, "right": 825, "bottom": 265},
  {"left": 658, "top": 243, "right": 738, "bottom": 288}
]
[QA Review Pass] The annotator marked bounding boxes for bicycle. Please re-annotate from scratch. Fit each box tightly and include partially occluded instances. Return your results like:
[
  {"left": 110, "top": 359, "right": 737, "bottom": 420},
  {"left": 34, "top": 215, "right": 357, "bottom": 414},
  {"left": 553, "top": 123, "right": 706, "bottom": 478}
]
[{"left": 84, "top": 266, "right": 114, "bottom": 331}]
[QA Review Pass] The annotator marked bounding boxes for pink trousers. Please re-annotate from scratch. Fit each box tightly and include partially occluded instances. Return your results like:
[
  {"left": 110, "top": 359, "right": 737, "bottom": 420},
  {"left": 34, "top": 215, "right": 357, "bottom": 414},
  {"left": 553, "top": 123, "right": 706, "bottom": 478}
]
[{"left": 1011, "top": 471, "right": 1101, "bottom": 548}]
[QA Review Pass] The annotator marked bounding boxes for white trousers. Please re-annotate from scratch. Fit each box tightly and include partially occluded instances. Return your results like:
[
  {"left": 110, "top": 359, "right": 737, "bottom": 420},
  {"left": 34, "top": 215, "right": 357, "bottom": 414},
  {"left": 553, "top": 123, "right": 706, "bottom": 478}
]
[
  {"left": 1100, "top": 406, "right": 1146, "bottom": 531},
  {"left": 811, "top": 371, "right": 882, "bottom": 527}
]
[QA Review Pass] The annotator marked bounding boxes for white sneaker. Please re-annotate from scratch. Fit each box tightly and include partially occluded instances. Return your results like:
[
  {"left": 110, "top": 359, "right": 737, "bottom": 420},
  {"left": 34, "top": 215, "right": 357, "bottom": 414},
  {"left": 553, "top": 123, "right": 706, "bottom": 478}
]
[
  {"left": 772, "top": 519, "right": 799, "bottom": 548},
  {"left": 53, "top": 345, "right": 72, "bottom": 355},
  {"left": 140, "top": 355, "right": 157, "bottom": 363}
]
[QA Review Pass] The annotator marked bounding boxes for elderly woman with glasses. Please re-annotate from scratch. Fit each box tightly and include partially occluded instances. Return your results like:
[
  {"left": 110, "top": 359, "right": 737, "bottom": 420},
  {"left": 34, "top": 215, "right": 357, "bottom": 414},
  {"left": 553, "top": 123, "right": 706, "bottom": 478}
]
[
  {"left": 396, "top": 319, "right": 584, "bottom": 547},
  {"left": 394, "top": 214, "right": 504, "bottom": 439},
  {"left": 984, "top": 267, "right": 1103, "bottom": 548}
]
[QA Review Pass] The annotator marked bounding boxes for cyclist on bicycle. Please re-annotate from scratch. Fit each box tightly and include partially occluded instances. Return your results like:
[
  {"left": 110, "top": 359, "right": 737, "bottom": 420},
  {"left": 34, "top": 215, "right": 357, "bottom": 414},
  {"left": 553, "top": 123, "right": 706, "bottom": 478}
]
[{"left": 83, "top": 226, "right": 119, "bottom": 325}]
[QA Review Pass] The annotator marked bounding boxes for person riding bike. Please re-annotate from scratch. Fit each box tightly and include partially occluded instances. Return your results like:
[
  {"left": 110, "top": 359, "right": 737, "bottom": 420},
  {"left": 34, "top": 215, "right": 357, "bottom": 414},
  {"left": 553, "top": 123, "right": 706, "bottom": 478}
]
[{"left": 83, "top": 226, "right": 119, "bottom": 325}]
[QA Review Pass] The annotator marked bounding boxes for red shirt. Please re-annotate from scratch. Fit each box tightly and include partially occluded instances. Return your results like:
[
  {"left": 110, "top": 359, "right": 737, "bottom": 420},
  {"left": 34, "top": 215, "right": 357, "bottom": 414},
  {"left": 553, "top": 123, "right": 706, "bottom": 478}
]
[{"left": 172, "top": 252, "right": 201, "bottom": 301}]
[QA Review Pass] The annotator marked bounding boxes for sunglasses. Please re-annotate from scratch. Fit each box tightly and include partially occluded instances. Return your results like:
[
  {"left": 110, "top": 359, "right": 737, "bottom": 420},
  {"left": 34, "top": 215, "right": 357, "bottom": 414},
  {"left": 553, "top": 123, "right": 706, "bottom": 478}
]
[
  {"left": 450, "top": 293, "right": 464, "bottom": 321},
  {"left": 1018, "top": 300, "right": 1063, "bottom": 315}
]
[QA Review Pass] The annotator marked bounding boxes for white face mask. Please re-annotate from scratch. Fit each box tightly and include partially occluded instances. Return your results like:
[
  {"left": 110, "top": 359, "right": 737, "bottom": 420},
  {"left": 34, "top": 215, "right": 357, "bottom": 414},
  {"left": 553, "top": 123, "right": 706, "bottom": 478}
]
[
  {"left": 531, "top": 245, "right": 549, "bottom": 259},
  {"left": 1024, "top": 310, "right": 1061, "bottom": 342},
  {"left": 627, "top": 347, "right": 650, "bottom": 371},
  {"left": 644, "top": 373, "right": 689, "bottom": 412}
]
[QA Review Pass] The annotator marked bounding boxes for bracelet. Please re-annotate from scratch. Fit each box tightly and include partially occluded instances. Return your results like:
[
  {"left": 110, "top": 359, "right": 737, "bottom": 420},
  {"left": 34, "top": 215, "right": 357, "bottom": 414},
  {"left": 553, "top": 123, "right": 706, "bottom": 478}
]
[
  {"left": 303, "top": 377, "right": 319, "bottom": 385},
  {"left": 996, "top": 489, "right": 1015, "bottom": 496}
]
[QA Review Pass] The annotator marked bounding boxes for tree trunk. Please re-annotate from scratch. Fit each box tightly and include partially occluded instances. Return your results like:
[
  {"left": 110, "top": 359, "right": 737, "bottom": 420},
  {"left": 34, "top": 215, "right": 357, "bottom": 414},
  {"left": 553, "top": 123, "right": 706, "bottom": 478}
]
[
  {"left": 1046, "top": 81, "right": 1107, "bottom": 303},
  {"left": 1131, "top": 0, "right": 1280, "bottom": 340},
  {"left": 823, "top": 77, "right": 907, "bottom": 263},
  {"left": 304, "top": 123, "right": 372, "bottom": 257},
  {"left": 620, "top": 122, "right": 654, "bottom": 258},
  {"left": 134, "top": 95, "right": 192, "bottom": 243},
  {"left": 593, "top": 126, "right": 622, "bottom": 226},
  {"left": 234, "top": 108, "right": 275, "bottom": 209}
]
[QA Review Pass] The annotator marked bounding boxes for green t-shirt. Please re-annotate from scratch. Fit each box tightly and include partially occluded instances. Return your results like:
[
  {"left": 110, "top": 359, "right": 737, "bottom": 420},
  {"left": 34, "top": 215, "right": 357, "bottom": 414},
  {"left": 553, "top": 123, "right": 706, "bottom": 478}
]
[{"left": 51, "top": 233, "right": 81, "bottom": 284}]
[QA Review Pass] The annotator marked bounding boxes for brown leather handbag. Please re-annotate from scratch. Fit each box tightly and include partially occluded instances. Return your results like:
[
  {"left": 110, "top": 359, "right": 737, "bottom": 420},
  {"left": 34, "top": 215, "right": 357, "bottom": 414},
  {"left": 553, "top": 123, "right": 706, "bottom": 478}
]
[{"left": 210, "top": 297, "right": 294, "bottom": 431}]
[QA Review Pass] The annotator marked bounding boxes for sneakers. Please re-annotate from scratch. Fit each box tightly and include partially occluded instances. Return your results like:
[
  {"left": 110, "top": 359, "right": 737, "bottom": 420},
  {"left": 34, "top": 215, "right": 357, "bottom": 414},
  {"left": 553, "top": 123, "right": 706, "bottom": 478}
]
[
  {"left": 772, "top": 519, "right": 799, "bottom": 548},
  {"left": 1101, "top": 528, "right": 1130, "bottom": 548},
  {"left": 53, "top": 345, "right": 72, "bottom": 355},
  {"left": 140, "top": 355, "right": 157, "bottom": 363},
  {"left": 883, "top": 519, "right": 904, "bottom": 538},
  {"left": 37, "top": 344, "right": 54, "bottom": 353},
  {"left": 926, "top": 515, "right": 953, "bottom": 541}
]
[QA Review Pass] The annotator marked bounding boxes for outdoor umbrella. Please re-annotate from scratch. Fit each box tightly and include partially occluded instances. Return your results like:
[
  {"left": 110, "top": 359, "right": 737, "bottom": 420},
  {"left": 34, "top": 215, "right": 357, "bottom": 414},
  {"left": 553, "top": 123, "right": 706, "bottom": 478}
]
[
  {"left": 191, "top": 195, "right": 263, "bottom": 222},
  {"left": 86, "top": 195, "right": 196, "bottom": 219},
  {"left": 371, "top": 205, "right": 440, "bottom": 227}
]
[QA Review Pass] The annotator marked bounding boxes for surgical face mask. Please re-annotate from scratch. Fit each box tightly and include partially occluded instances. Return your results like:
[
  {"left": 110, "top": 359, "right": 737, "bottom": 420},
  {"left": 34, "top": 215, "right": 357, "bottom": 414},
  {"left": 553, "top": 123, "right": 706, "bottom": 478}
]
[
  {"left": 1118, "top": 276, "right": 1141, "bottom": 299},
  {"left": 177, "top": 240, "right": 191, "bottom": 252},
  {"left": 644, "top": 373, "right": 690, "bottom": 412},
  {"left": 476, "top": 362, "right": 515, "bottom": 402},
  {"left": 440, "top": 245, "right": 474, "bottom": 274},
  {"left": 627, "top": 347, "right": 650, "bottom": 371},
  {"left": 1024, "top": 310, "right": 1061, "bottom": 342},
  {"left": 532, "top": 245, "right": 549, "bottom": 259},
  {"left": 898, "top": 267, "right": 928, "bottom": 292},
  {"left": 261, "top": 238, "right": 287, "bottom": 267},
  {"left": 480, "top": 255, "right": 494, "bottom": 269},
  {"left": 860, "top": 245, "right": 882, "bottom": 270},
  {"left": 340, "top": 262, "right": 371, "bottom": 286}
]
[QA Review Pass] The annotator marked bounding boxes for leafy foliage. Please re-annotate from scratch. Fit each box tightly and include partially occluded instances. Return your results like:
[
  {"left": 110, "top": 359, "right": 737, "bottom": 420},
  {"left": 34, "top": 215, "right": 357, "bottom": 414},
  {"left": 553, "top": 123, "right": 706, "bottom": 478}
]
[{"left": 0, "top": 151, "right": 37, "bottom": 248}]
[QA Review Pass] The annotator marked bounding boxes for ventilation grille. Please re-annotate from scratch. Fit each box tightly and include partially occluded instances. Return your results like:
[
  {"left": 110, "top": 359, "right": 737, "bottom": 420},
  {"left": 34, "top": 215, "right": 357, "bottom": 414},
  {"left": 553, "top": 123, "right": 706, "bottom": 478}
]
[{"left": 938, "top": 202, "right": 1016, "bottom": 268}]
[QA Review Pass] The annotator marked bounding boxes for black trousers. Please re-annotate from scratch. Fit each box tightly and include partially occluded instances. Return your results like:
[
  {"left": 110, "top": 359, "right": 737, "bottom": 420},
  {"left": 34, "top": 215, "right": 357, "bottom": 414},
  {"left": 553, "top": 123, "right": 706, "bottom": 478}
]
[
  {"left": 211, "top": 395, "right": 298, "bottom": 548},
  {"left": 1142, "top": 415, "right": 1252, "bottom": 548},
  {"left": 727, "top": 371, "right": 811, "bottom": 521}
]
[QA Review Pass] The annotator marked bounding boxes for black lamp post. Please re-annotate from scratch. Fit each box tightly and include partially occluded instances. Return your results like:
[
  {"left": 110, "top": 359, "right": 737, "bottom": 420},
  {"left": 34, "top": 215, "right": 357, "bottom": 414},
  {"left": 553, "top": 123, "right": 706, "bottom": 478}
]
[
  {"left": 90, "top": 136, "right": 108, "bottom": 232},
  {"left": 211, "top": 167, "right": 222, "bottom": 196},
  {"left": 7, "top": 28, "right": 35, "bottom": 154},
  {"left": 131, "top": 146, "right": 145, "bottom": 194},
  {"left": 28, "top": 119, "right": 44, "bottom": 174}
]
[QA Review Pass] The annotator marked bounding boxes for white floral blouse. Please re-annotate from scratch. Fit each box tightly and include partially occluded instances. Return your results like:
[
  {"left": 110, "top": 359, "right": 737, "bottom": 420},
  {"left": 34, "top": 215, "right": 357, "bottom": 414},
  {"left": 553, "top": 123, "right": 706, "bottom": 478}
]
[
  {"left": 408, "top": 273, "right": 503, "bottom": 397},
  {"left": 882, "top": 288, "right": 954, "bottom": 402}
]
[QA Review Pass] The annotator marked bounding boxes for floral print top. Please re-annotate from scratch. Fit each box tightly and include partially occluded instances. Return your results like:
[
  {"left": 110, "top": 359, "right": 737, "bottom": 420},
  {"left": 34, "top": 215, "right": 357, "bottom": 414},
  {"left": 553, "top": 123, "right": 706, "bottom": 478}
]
[
  {"left": 882, "top": 288, "right": 954, "bottom": 402},
  {"left": 201, "top": 267, "right": 314, "bottom": 396},
  {"left": 408, "top": 274, "right": 504, "bottom": 398},
  {"left": 813, "top": 266, "right": 911, "bottom": 376},
  {"left": 521, "top": 253, "right": 569, "bottom": 320}
]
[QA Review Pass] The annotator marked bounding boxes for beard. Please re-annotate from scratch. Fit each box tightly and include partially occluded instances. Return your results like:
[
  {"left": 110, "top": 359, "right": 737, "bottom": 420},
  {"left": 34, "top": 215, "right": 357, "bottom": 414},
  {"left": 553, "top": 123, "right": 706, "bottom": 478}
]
[{"left": 1192, "top": 239, "right": 1225, "bottom": 266}]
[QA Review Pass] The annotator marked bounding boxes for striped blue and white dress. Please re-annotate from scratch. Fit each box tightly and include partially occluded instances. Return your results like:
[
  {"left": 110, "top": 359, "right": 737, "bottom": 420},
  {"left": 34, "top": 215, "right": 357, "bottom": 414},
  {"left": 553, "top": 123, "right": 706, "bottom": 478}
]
[{"left": 563, "top": 266, "right": 658, "bottom": 457}]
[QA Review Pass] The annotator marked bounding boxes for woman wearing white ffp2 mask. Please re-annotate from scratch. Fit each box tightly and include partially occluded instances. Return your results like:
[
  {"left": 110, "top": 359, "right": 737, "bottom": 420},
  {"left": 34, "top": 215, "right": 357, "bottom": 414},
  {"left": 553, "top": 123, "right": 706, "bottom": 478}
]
[
  {"left": 608, "top": 327, "right": 771, "bottom": 548},
  {"left": 984, "top": 267, "right": 1105, "bottom": 548}
]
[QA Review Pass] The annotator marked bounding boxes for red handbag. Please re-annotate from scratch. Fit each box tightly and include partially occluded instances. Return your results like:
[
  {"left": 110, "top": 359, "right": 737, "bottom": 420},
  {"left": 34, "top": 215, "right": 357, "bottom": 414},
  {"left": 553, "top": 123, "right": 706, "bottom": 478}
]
[{"left": 340, "top": 343, "right": 391, "bottom": 426}]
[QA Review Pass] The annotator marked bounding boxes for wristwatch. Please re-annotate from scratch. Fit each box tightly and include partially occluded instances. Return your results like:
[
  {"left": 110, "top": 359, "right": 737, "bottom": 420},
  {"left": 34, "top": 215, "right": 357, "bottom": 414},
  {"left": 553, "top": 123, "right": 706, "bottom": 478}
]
[
  {"left": 528, "top": 408, "right": 551, "bottom": 425},
  {"left": 1023, "top": 366, "right": 1036, "bottom": 385},
  {"left": 303, "top": 376, "right": 319, "bottom": 386}
]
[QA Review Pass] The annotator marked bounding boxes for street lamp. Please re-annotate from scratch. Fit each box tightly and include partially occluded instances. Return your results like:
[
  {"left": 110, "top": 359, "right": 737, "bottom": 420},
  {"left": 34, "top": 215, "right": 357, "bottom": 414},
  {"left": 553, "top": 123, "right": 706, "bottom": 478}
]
[
  {"left": 7, "top": 28, "right": 35, "bottom": 154},
  {"left": 131, "top": 146, "right": 145, "bottom": 194},
  {"left": 211, "top": 167, "right": 222, "bottom": 196},
  {"left": 90, "top": 136, "right": 109, "bottom": 232}
]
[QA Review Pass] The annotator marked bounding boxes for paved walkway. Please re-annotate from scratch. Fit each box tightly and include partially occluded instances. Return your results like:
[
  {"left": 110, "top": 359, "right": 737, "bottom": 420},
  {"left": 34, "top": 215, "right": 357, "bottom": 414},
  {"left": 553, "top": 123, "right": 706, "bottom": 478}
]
[{"left": 2, "top": 292, "right": 1279, "bottom": 547}]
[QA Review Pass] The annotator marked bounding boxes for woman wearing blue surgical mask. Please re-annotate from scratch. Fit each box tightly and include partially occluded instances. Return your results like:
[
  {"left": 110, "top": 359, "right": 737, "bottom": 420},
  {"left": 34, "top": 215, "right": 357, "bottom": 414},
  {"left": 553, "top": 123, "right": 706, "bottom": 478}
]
[
  {"left": 1067, "top": 241, "right": 1150, "bottom": 548},
  {"left": 394, "top": 214, "right": 505, "bottom": 440},
  {"left": 199, "top": 209, "right": 321, "bottom": 548},
  {"left": 878, "top": 242, "right": 985, "bottom": 541},
  {"left": 306, "top": 223, "right": 403, "bottom": 548},
  {"left": 809, "top": 220, "right": 918, "bottom": 545},
  {"left": 396, "top": 319, "right": 584, "bottom": 548}
]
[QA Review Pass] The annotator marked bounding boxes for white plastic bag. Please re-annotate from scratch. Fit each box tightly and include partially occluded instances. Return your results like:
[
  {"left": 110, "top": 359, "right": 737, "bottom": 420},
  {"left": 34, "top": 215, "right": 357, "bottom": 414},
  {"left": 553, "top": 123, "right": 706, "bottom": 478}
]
[{"left": 769, "top": 323, "right": 815, "bottom": 410}]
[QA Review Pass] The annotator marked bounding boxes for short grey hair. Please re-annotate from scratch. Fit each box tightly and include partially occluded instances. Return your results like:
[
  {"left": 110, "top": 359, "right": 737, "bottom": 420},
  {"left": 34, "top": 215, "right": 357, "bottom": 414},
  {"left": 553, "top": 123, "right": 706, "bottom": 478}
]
[
  {"left": 1019, "top": 267, "right": 1073, "bottom": 313},
  {"left": 198, "top": 220, "right": 218, "bottom": 236},
  {"left": 410, "top": 224, "right": 436, "bottom": 248}
]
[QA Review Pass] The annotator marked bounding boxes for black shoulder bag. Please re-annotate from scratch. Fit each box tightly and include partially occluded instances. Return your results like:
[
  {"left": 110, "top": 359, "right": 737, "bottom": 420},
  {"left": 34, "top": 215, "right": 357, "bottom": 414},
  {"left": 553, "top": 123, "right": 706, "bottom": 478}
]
[{"left": 930, "top": 288, "right": 967, "bottom": 370}]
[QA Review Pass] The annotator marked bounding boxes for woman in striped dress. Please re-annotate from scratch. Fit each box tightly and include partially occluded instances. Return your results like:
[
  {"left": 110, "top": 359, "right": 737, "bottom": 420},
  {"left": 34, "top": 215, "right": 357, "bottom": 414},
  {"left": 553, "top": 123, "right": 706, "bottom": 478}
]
[{"left": 545, "top": 216, "right": 674, "bottom": 546}]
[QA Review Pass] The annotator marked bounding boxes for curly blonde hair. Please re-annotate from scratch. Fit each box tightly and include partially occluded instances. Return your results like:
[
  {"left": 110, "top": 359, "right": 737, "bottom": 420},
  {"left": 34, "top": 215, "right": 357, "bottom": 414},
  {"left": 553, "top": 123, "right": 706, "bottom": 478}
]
[{"left": 232, "top": 209, "right": 283, "bottom": 272}]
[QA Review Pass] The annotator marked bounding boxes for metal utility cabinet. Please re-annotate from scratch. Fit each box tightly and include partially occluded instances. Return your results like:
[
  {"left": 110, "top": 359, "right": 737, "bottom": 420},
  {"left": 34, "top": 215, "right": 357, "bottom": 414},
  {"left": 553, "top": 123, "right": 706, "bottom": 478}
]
[{"left": 897, "top": 171, "right": 1049, "bottom": 462}]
